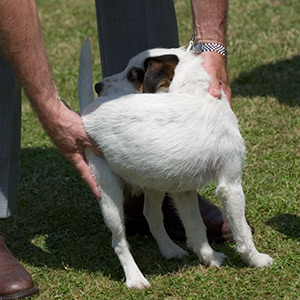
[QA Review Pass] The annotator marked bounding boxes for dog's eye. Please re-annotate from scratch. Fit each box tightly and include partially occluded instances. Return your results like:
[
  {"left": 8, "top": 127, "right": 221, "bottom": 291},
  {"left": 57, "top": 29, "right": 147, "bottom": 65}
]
[{"left": 127, "top": 68, "right": 145, "bottom": 84}]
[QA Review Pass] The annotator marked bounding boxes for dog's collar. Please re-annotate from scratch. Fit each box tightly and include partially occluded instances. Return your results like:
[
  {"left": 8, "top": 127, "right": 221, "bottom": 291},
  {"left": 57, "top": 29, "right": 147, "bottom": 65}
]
[
  {"left": 186, "top": 35, "right": 195, "bottom": 52},
  {"left": 186, "top": 35, "right": 227, "bottom": 58}
]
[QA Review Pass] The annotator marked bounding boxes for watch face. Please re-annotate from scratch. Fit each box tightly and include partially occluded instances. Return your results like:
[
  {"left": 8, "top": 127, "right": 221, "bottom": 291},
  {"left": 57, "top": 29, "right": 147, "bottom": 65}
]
[{"left": 193, "top": 43, "right": 204, "bottom": 53}]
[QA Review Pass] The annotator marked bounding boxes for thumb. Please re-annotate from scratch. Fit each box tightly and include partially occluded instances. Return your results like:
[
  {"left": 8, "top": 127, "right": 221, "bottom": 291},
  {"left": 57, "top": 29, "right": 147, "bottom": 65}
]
[
  {"left": 71, "top": 152, "right": 101, "bottom": 200},
  {"left": 208, "top": 79, "right": 222, "bottom": 99}
]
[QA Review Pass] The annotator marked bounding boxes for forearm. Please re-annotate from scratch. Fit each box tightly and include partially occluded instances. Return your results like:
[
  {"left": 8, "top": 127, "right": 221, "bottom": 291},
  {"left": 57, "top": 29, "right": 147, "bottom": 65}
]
[
  {"left": 0, "top": 0, "right": 61, "bottom": 121},
  {"left": 0, "top": 0, "right": 101, "bottom": 199},
  {"left": 191, "top": 0, "right": 228, "bottom": 46}
]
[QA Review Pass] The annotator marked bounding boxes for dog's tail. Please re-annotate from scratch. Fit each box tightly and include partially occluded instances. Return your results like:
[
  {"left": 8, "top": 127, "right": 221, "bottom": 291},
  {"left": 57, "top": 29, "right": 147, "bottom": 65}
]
[{"left": 78, "top": 38, "right": 94, "bottom": 112}]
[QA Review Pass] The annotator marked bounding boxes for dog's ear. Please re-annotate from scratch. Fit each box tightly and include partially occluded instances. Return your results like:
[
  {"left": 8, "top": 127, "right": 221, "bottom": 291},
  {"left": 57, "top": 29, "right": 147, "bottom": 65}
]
[
  {"left": 143, "top": 55, "right": 179, "bottom": 93},
  {"left": 127, "top": 67, "right": 145, "bottom": 92}
]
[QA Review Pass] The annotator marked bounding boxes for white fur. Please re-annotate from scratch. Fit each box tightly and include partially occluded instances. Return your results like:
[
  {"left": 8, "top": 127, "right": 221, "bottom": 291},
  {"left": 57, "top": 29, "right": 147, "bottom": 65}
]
[{"left": 79, "top": 47, "right": 273, "bottom": 289}]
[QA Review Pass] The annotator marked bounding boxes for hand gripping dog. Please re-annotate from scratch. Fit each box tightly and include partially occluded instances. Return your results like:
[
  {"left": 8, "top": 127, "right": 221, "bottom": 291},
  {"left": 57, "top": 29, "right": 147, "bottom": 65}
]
[{"left": 78, "top": 39, "right": 273, "bottom": 289}]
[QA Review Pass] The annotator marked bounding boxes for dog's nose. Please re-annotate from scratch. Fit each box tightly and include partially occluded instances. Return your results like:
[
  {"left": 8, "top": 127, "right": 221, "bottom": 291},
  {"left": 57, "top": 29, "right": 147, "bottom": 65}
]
[{"left": 95, "top": 82, "right": 103, "bottom": 95}]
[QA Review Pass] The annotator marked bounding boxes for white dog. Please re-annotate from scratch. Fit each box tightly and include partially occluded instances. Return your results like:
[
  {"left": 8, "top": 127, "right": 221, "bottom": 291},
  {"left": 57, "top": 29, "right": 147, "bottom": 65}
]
[{"left": 78, "top": 40, "right": 273, "bottom": 289}]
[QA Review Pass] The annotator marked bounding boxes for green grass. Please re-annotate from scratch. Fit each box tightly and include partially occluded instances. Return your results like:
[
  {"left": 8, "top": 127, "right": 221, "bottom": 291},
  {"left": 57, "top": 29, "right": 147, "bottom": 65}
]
[{"left": 0, "top": 0, "right": 299, "bottom": 299}]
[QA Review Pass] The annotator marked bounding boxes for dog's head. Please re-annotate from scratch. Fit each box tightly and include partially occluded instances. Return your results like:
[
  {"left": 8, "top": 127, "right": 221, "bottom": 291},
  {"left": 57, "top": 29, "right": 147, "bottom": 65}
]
[
  {"left": 95, "top": 48, "right": 211, "bottom": 98},
  {"left": 94, "top": 48, "right": 190, "bottom": 97},
  {"left": 127, "top": 54, "right": 179, "bottom": 93}
]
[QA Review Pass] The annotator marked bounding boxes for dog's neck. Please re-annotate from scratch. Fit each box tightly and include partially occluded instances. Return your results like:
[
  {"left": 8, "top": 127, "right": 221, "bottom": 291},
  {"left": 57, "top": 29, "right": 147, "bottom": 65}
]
[{"left": 169, "top": 53, "right": 211, "bottom": 97}]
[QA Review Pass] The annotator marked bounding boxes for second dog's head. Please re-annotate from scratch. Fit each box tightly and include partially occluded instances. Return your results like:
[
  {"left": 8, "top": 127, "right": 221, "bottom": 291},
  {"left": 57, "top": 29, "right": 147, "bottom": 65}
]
[{"left": 94, "top": 48, "right": 190, "bottom": 97}]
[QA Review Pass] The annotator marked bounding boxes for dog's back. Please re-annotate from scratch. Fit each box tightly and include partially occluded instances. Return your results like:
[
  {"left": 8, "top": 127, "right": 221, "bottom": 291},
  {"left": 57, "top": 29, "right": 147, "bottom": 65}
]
[{"left": 82, "top": 90, "right": 244, "bottom": 191}]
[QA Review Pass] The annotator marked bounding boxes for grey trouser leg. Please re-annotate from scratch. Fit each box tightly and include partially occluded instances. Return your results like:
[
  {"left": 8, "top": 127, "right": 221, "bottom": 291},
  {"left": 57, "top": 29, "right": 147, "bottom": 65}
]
[
  {"left": 95, "top": 0, "right": 179, "bottom": 77},
  {"left": 0, "top": 49, "right": 22, "bottom": 218}
]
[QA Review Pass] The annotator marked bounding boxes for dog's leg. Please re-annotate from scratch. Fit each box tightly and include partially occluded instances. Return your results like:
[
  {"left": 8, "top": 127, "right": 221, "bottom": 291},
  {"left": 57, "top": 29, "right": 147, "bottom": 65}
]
[
  {"left": 171, "top": 191, "right": 226, "bottom": 267},
  {"left": 85, "top": 149, "right": 150, "bottom": 289},
  {"left": 217, "top": 179, "right": 273, "bottom": 267},
  {"left": 143, "top": 189, "right": 189, "bottom": 259}
]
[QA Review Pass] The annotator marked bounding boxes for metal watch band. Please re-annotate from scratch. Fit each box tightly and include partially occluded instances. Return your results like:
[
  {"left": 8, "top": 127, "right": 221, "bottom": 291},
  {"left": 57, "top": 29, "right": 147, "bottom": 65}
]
[{"left": 193, "top": 42, "right": 227, "bottom": 58}]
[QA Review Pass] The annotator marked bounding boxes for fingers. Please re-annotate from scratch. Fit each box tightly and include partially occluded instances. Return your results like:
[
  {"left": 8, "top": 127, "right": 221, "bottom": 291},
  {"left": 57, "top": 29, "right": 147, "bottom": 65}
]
[
  {"left": 223, "top": 83, "right": 232, "bottom": 107},
  {"left": 200, "top": 51, "right": 231, "bottom": 106},
  {"left": 86, "top": 137, "right": 105, "bottom": 158},
  {"left": 208, "top": 79, "right": 222, "bottom": 99},
  {"left": 208, "top": 77, "right": 232, "bottom": 106},
  {"left": 53, "top": 106, "right": 101, "bottom": 200},
  {"left": 71, "top": 151, "right": 101, "bottom": 200}
]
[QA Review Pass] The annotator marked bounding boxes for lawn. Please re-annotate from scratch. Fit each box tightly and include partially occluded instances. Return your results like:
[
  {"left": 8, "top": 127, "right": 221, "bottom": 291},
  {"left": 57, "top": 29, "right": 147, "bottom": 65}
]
[{"left": 0, "top": 0, "right": 299, "bottom": 299}]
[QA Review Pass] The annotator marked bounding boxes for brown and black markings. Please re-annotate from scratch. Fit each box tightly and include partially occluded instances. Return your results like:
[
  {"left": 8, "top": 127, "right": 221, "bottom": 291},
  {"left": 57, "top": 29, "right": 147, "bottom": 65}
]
[{"left": 127, "top": 54, "right": 179, "bottom": 93}]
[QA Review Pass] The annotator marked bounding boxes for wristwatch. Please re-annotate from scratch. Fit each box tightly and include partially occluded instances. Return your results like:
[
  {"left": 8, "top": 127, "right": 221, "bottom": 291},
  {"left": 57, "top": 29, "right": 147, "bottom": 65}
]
[{"left": 193, "top": 42, "right": 227, "bottom": 58}]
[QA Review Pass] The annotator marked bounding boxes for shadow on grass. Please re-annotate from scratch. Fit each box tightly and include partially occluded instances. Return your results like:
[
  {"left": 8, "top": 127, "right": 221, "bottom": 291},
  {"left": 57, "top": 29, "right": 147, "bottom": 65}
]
[
  {"left": 231, "top": 55, "right": 300, "bottom": 106},
  {"left": 266, "top": 214, "right": 300, "bottom": 240},
  {"left": 1, "top": 147, "right": 279, "bottom": 281},
  {"left": 0, "top": 147, "right": 203, "bottom": 281}
]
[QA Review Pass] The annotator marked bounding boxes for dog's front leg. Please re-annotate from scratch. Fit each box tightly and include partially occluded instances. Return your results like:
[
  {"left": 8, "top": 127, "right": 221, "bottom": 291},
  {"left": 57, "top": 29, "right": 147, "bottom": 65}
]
[
  {"left": 143, "top": 189, "right": 189, "bottom": 259},
  {"left": 171, "top": 191, "right": 226, "bottom": 267},
  {"left": 85, "top": 149, "right": 150, "bottom": 289}
]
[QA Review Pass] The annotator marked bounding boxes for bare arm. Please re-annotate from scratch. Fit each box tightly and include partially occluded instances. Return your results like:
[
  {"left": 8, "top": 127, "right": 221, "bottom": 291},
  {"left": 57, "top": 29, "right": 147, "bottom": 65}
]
[
  {"left": 191, "top": 0, "right": 231, "bottom": 105},
  {"left": 0, "top": 0, "right": 101, "bottom": 199}
]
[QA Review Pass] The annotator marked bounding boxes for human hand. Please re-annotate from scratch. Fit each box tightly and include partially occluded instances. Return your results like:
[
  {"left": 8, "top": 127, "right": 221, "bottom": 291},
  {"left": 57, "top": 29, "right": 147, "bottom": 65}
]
[
  {"left": 200, "top": 51, "right": 231, "bottom": 106},
  {"left": 40, "top": 101, "right": 102, "bottom": 200}
]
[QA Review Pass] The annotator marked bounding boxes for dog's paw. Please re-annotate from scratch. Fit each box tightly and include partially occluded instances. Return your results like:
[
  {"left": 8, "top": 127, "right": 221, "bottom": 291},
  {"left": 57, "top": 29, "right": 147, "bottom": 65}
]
[
  {"left": 126, "top": 276, "right": 151, "bottom": 289},
  {"left": 207, "top": 251, "right": 227, "bottom": 267},
  {"left": 160, "top": 243, "right": 189, "bottom": 259},
  {"left": 249, "top": 253, "right": 273, "bottom": 268},
  {"left": 200, "top": 251, "right": 227, "bottom": 267}
]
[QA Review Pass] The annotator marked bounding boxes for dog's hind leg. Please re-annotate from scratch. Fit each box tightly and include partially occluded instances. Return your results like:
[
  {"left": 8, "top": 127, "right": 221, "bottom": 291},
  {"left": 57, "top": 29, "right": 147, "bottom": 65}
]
[
  {"left": 217, "top": 176, "right": 273, "bottom": 268},
  {"left": 143, "top": 189, "right": 189, "bottom": 259},
  {"left": 85, "top": 149, "right": 150, "bottom": 289},
  {"left": 171, "top": 191, "right": 226, "bottom": 267}
]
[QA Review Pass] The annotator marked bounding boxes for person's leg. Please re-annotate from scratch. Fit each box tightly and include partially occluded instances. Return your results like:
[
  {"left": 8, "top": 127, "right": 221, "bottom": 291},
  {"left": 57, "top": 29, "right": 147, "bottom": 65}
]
[
  {"left": 0, "top": 49, "right": 21, "bottom": 218},
  {"left": 0, "top": 49, "right": 38, "bottom": 299},
  {"left": 95, "top": 0, "right": 179, "bottom": 77}
]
